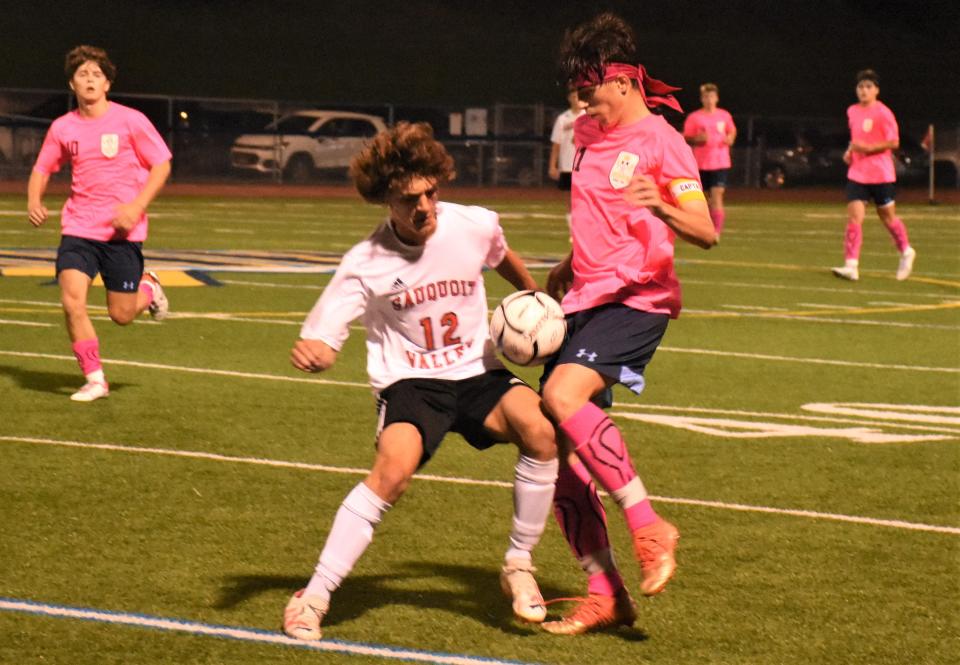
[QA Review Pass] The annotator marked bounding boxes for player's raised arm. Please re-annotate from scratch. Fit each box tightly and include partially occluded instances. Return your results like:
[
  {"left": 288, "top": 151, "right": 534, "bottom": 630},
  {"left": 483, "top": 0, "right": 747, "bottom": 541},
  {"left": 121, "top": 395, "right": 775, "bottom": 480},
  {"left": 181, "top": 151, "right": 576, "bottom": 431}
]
[
  {"left": 622, "top": 175, "right": 716, "bottom": 249},
  {"left": 494, "top": 248, "right": 538, "bottom": 292},
  {"left": 27, "top": 170, "right": 51, "bottom": 227}
]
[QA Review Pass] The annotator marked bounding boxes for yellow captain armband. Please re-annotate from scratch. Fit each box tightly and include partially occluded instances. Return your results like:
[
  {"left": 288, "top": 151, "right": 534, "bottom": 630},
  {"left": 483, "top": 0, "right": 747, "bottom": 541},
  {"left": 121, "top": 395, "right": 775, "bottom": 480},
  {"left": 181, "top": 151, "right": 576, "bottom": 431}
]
[{"left": 668, "top": 178, "right": 706, "bottom": 205}]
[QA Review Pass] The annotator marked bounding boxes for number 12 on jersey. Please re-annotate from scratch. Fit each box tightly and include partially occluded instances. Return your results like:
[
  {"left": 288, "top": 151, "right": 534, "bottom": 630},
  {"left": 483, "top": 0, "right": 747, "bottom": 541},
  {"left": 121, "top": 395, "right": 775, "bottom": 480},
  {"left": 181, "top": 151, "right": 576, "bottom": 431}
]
[{"left": 418, "top": 312, "right": 461, "bottom": 351}]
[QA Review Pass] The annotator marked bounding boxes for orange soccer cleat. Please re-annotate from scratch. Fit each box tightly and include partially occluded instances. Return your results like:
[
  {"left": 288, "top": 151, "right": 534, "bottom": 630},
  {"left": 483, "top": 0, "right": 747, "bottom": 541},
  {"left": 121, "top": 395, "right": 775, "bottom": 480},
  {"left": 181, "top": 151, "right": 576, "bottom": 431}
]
[
  {"left": 632, "top": 517, "right": 679, "bottom": 596},
  {"left": 541, "top": 588, "right": 637, "bottom": 635}
]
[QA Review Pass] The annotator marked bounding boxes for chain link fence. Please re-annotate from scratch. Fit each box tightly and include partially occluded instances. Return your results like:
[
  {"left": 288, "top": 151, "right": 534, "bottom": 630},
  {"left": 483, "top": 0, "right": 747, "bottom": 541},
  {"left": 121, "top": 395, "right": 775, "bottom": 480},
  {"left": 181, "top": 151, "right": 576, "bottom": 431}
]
[{"left": 1, "top": 88, "right": 956, "bottom": 189}]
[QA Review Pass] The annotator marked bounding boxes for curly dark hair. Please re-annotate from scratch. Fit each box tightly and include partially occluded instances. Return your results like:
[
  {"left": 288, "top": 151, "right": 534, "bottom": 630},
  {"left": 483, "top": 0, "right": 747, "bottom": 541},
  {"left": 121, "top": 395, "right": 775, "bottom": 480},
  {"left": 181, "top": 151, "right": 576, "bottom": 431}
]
[
  {"left": 855, "top": 69, "right": 879, "bottom": 86},
  {"left": 557, "top": 12, "right": 638, "bottom": 87},
  {"left": 350, "top": 122, "right": 455, "bottom": 204},
  {"left": 65, "top": 45, "right": 117, "bottom": 83}
]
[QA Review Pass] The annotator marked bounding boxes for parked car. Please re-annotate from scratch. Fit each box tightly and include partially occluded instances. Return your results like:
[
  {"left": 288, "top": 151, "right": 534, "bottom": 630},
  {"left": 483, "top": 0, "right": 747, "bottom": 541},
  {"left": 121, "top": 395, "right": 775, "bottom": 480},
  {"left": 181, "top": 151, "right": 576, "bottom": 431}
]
[{"left": 230, "top": 110, "right": 386, "bottom": 182}]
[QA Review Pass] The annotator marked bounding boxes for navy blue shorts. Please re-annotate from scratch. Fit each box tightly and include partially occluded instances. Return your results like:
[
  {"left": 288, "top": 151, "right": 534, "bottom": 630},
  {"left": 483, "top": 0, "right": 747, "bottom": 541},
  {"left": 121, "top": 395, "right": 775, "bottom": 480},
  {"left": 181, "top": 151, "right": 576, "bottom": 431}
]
[
  {"left": 557, "top": 172, "right": 572, "bottom": 191},
  {"left": 700, "top": 169, "right": 729, "bottom": 189},
  {"left": 375, "top": 369, "right": 531, "bottom": 467},
  {"left": 846, "top": 180, "right": 896, "bottom": 207},
  {"left": 56, "top": 235, "right": 144, "bottom": 293},
  {"left": 541, "top": 303, "right": 669, "bottom": 407}
]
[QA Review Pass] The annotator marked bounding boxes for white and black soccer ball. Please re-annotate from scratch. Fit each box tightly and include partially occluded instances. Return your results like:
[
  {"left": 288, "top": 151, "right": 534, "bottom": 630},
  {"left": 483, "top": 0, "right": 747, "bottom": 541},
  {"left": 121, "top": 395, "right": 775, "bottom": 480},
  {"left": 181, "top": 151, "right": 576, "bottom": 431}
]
[{"left": 489, "top": 290, "right": 566, "bottom": 366}]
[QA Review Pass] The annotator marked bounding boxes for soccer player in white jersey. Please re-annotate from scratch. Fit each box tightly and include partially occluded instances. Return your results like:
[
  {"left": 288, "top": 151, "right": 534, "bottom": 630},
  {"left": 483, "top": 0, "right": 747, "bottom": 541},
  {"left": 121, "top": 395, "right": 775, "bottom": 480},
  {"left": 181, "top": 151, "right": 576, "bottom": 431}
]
[
  {"left": 27, "top": 45, "right": 171, "bottom": 402},
  {"left": 283, "top": 122, "right": 560, "bottom": 641}
]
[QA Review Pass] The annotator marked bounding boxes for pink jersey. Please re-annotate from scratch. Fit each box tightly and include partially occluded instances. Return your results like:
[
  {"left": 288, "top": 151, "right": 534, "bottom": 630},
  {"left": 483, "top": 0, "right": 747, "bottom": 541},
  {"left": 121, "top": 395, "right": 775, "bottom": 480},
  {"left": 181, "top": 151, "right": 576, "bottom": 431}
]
[
  {"left": 33, "top": 102, "right": 172, "bottom": 242},
  {"left": 568, "top": 113, "right": 704, "bottom": 319},
  {"left": 682, "top": 108, "right": 735, "bottom": 170},
  {"left": 847, "top": 101, "right": 898, "bottom": 184}
]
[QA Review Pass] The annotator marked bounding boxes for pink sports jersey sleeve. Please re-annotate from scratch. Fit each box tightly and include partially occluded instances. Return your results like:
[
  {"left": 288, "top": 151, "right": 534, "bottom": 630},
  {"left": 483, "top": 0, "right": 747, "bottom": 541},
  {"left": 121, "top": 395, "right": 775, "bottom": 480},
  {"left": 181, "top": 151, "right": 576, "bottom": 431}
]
[
  {"left": 33, "top": 120, "right": 68, "bottom": 175},
  {"left": 300, "top": 256, "right": 369, "bottom": 350},
  {"left": 657, "top": 130, "right": 703, "bottom": 193},
  {"left": 129, "top": 110, "right": 173, "bottom": 167}
]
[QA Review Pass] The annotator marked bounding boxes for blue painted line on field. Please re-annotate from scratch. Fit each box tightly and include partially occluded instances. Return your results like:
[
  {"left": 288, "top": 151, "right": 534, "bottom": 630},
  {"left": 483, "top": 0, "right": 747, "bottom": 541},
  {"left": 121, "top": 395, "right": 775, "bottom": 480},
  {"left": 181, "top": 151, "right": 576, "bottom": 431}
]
[{"left": 0, "top": 597, "right": 540, "bottom": 665}]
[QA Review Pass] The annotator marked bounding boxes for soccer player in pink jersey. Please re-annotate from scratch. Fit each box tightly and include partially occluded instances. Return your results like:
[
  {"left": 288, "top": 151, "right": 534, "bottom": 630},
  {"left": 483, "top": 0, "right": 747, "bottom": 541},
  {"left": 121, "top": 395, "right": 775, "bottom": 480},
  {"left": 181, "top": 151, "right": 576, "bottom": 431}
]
[
  {"left": 538, "top": 13, "right": 716, "bottom": 635},
  {"left": 683, "top": 83, "right": 736, "bottom": 236},
  {"left": 283, "top": 123, "right": 559, "bottom": 641},
  {"left": 27, "top": 45, "right": 172, "bottom": 402},
  {"left": 832, "top": 69, "right": 916, "bottom": 281}
]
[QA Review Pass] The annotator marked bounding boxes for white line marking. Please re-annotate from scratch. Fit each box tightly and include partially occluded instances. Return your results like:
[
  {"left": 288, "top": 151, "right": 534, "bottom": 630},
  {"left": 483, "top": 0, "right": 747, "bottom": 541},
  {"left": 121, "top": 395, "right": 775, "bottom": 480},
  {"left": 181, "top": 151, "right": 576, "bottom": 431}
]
[
  {"left": 1, "top": 435, "right": 957, "bottom": 535},
  {"left": 611, "top": 402, "right": 960, "bottom": 435},
  {"left": 802, "top": 403, "right": 960, "bottom": 426},
  {"left": 5, "top": 343, "right": 955, "bottom": 384},
  {"left": 219, "top": 279, "right": 323, "bottom": 290},
  {"left": 659, "top": 346, "right": 959, "bottom": 374},
  {"left": 682, "top": 311, "right": 960, "bottom": 332},
  {"left": 680, "top": 278, "right": 955, "bottom": 300},
  {"left": 0, "top": 318, "right": 54, "bottom": 327},
  {"left": 0, "top": 350, "right": 369, "bottom": 388},
  {"left": 0, "top": 598, "right": 533, "bottom": 665}
]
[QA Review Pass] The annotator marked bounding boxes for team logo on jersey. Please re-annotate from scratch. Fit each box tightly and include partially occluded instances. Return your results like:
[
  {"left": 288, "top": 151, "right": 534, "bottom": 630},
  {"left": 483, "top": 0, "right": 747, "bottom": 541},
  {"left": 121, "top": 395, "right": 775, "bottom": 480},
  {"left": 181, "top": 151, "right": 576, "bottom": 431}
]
[
  {"left": 716, "top": 121, "right": 726, "bottom": 134},
  {"left": 609, "top": 151, "right": 640, "bottom": 189},
  {"left": 862, "top": 118, "right": 873, "bottom": 133},
  {"left": 100, "top": 134, "right": 119, "bottom": 158}
]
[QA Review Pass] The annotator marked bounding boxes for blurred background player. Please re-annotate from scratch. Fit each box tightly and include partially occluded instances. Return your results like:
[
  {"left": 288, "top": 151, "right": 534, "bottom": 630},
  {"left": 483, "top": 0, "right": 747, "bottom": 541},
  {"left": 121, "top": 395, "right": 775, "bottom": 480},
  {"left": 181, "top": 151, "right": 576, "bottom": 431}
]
[
  {"left": 683, "top": 83, "right": 736, "bottom": 236},
  {"left": 832, "top": 69, "right": 916, "bottom": 282},
  {"left": 284, "top": 122, "right": 559, "bottom": 641},
  {"left": 540, "top": 13, "right": 716, "bottom": 635},
  {"left": 27, "top": 45, "right": 172, "bottom": 402},
  {"left": 549, "top": 85, "right": 586, "bottom": 229}
]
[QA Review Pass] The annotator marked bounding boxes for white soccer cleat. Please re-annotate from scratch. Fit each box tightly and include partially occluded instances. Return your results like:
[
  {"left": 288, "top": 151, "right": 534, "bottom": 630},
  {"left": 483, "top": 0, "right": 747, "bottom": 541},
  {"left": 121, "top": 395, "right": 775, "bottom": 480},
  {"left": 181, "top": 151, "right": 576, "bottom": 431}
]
[
  {"left": 831, "top": 265, "right": 859, "bottom": 281},
  {"left": 70, "top": 381, "right": 109, "bottom": 402},
  {"left": 500, "top": 558, "right": 547, "bottom": 623},
  {"left": 896, "top": 247, "right": 916, "bottom": 281},
  {"left": 144, "top": 271, "right": 169, "bottom": 321},
  {"left": 283, "top": 589, "right": 328, "bottom": 641}
]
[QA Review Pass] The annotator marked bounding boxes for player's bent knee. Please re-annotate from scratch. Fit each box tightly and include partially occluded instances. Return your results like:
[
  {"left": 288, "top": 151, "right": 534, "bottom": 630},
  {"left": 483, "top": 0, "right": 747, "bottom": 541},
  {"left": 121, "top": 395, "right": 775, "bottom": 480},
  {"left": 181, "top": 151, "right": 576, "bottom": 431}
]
[
  {"left": 109, "top": 309, "right": 136, "bottom": 325},
  {"left": 511, "top": 410, "right": 557, "bottom": 458},
  {"left": 540, "top": 383, "right": 583, "bottom": 423}
]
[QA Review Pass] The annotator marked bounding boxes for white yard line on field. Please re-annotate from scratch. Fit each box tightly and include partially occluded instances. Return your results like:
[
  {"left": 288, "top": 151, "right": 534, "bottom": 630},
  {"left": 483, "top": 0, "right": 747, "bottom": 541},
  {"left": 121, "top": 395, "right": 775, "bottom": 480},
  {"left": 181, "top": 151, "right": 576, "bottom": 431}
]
[
  {"left": 0, "top": 319, "right": 54, "bottom": 327},
  {"left": 680, "top": 278, "right": 956, "bottom": 300},
  {"left": 682, "top": 309, "right": 960, "bottom": 331},
  {"left": 0, "top": 597, "right": 533, "bottom": 665},
  {"left": 1, "top": 434, "right": 957, "bottom": 535}
]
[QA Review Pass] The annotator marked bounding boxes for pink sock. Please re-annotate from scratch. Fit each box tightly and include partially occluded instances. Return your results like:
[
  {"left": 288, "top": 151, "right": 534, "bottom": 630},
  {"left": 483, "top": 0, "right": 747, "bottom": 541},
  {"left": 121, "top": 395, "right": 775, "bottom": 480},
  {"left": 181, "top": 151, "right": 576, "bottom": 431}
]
[
  {"left": 138, "top": 279, "right": 155, "bottom": 302},
  {"left": 844, "top": 221, "right": 863, "bottom": 262},
  {"left": 553, "top": 460, "right": 611, "bottom": 559},
  {"left": 559, "top": 403, "right": 657, "bottom": 531},
  {"left": 560, "top": 403, "right": 637, "bottom": 491},
  {"left": 886, "top": 217, "right": 910, "bottom": 253},
  {"left": 624, "top": 499, "right": 659, "bottom": 530},
  {"left": 710, "top": 209, "right": 725, "bottom": 234},
  {"left": 588, "top": 570, "right": 624, "bottom": 597},
  {"left": 72, "top": 339, "right": 102, "bottom": 376},
  {"left": 554, "top": 459, "right": 624, "bottom": 596}
]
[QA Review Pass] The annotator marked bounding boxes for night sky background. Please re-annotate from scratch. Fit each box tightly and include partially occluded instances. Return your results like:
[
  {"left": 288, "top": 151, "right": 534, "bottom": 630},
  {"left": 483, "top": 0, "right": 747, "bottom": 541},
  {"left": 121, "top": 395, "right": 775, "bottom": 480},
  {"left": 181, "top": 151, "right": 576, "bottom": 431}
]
[{"left": 2, "top": 0, "right": 958, "bottom": 124}]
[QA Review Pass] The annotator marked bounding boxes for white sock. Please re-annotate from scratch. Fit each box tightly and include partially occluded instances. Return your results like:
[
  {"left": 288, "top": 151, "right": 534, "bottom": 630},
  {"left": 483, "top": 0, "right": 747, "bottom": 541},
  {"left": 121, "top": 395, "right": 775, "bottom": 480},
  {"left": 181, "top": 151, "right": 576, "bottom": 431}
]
[
  {"left": 304, "top": 482, "right": 391, "bottom": 600},
  {"left": 505, "top": 455, "right": 559, "bottom": 563},
  {"left": 609, "top": 476, "right": 648, "bottom": 511},
  {"left": 85, "top": 369, "right": 106, "bottom": 384}
]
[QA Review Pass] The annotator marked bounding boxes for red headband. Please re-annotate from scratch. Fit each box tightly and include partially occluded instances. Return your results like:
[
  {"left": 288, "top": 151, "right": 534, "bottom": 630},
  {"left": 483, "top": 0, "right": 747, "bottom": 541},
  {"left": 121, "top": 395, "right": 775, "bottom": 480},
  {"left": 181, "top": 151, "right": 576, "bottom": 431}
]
[{"left": 574, "top": 63, "right": 683, "bottom": 113}]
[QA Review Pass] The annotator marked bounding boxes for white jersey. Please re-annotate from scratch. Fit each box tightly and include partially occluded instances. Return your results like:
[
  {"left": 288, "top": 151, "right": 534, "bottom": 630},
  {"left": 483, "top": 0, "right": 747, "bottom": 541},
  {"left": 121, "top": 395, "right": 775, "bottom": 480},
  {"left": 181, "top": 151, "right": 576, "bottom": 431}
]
[
  {"left": 550, "top": 108, "right": 585, "bottom": 173},
  {"left": 300, "top": 202, "right": 508, "bottom": 392}
]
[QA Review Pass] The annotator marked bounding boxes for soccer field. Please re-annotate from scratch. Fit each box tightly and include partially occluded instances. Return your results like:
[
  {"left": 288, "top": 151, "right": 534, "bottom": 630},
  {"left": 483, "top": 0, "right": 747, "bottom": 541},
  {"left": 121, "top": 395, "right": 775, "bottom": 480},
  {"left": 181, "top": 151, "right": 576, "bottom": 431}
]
[{"left": 1, "top": 191, "right": 958, "bottom": 665}]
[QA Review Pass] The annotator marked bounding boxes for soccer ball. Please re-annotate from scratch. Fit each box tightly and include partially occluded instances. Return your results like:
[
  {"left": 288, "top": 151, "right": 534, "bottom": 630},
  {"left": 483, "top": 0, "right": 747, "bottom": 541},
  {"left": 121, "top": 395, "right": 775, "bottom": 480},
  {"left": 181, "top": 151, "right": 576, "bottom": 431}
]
[{"left": 489, "top": 290, "right": 566, "bottom": 366}]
